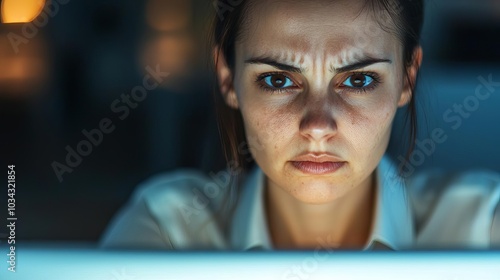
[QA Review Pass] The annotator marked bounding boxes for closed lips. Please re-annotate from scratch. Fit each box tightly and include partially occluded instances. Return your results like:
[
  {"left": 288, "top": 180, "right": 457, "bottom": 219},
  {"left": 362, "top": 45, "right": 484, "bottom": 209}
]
[{"left": 291, "top": 153, "right": 344, "bottom": 163}]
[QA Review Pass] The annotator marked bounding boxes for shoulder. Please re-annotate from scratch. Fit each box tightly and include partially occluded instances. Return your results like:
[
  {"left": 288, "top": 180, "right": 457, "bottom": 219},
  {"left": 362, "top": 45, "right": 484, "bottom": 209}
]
[
  {"left": 407, "top": 169, "right": 500, "bottom": 248},
  {"left": 133, "top": 169, "right": 220, "bottom": 209},
  {"left": 100, "top": 169, "right": 232, "bottom": 250},
  {"left": 408, "top": 169, "right": 500, "bottom": 205}
]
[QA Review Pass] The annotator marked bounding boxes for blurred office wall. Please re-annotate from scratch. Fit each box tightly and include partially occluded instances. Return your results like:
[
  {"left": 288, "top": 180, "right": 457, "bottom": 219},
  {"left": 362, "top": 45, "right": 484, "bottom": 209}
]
[{"left": 389, "top": 0, "right": 500, "bottom": 173}]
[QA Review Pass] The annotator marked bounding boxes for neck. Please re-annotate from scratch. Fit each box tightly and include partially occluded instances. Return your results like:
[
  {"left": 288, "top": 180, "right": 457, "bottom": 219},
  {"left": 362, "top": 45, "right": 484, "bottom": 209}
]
[{"left": 265, "top": 172, "right": 376, "bottom": 249}]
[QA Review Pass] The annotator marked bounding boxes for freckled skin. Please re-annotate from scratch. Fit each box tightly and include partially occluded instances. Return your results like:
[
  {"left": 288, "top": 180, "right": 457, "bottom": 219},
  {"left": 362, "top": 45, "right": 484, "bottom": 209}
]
[{"left": 216, "top": 0, "right": 422, "bottom": 248}]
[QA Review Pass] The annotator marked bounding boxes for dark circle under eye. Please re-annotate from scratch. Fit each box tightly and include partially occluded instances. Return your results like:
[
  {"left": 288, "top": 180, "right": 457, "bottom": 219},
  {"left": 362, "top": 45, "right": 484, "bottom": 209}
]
[
  {"left": 350, "top": 74, "right": 366, "bottom": 88},
  {"left": 271, "top": 74, "right": 287, "bottom": 88}
]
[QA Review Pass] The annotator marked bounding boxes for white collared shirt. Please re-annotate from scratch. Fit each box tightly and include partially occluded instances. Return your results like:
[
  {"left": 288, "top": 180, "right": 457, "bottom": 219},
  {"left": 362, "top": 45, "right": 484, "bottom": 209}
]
[{"left": 100, "top": 155, "right": 500, "bottom": 250}]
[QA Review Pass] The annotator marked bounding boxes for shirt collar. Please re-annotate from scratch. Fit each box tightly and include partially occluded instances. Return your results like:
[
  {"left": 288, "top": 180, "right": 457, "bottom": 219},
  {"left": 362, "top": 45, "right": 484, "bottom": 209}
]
[
  {"left": 229, "top": 164, "right": 272, "bottom": 250},
  {"left": 230, "top": 154, "right": 414, "bottom": 251},
  {"left": 364, "top": 155, "right": 415, "bottom": 250}
]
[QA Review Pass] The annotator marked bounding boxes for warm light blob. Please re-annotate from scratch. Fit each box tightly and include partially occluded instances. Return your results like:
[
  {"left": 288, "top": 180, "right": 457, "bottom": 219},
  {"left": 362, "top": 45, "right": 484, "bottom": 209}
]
[{"left": 1, "top": 0, "right": 45, "bottom": 23}]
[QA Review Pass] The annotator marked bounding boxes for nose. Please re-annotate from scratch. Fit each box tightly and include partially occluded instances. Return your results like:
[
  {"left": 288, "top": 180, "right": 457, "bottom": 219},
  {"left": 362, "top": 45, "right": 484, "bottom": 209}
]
[{"left": 299, "top": 101, "right": 337, "bottom": 142}]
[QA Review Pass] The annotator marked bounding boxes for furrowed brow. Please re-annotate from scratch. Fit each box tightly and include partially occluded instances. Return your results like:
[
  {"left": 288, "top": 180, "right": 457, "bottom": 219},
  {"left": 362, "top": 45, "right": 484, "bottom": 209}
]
[
  {"left": 245, "top": 56, "right": 391, "bottom": 73},
  {"left": 333, "top": 58, "right": 392, "bottom": 73},
  {"left": 245, "top": 57, "right": 303, "bottom": 73}
]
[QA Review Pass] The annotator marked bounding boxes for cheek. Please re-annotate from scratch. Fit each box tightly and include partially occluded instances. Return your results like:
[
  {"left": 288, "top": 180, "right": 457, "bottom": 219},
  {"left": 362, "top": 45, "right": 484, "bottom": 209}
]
[
  {"left": 332, "top": 70, "right": 402, "bottom": 145},
  {"left": 235, "top": 72, "right": 299, "bottom": 154},
  {"left": 343, "top": 96, "right": 397, "bottom": 158},
  {"left": 241, "top": 103, "right": 296, "bottom": 162}
]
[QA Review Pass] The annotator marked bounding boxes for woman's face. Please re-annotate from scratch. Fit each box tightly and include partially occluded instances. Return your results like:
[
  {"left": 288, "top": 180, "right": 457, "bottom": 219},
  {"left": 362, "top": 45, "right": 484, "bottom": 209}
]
[{"left": 218, "top": 0, "right": 419, "bottom": 204}]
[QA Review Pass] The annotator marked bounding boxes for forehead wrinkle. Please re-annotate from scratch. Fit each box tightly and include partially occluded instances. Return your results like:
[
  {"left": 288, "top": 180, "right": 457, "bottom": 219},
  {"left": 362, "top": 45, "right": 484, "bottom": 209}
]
[
  {"left": 244, "top": 25, "right": 391, "bottom": 66},
  {"left": 247, "top": 49, "right": 312, "bottom": 73},
  {"left": 244, "top": 27, "right": 386, "bottom": 74},
  {"left": 329, "top": 48, "right": 367, "bottom": 70},
  {"left": 247, "top": 45, "right": 385, "bottom": 76},
  {"left": 293, "top": 52, "right": 305, "bottom": 66},
  {"left": 285, "top": 51, "right": 293, "bottom": 68}
]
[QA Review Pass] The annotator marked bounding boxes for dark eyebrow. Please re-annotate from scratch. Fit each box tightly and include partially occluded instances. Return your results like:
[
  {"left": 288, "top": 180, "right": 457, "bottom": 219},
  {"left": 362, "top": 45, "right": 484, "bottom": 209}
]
[
  {"left": 245, "top": 56, "right": 392, "bottom": 73},
  {"left": 334, "top": 58, "right": 392, "bottom": 73},
  {"left": 245, "top": 57, "right": 303, "bottom": 73}
]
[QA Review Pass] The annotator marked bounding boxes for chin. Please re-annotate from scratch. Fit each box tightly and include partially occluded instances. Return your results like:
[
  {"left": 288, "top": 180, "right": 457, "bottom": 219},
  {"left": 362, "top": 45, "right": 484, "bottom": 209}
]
[{"left": 288, "top": 181, "right": 348, "bottom": 205}]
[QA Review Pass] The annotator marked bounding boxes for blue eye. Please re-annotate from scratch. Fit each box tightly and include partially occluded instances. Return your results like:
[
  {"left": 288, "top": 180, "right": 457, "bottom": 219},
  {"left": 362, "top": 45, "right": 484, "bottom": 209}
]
[
  {"left": 342, "top": 74, "right": 374, "bottom": 88},
  {"left": 263, "top": 74, "right": 294, "bottom": 89}
]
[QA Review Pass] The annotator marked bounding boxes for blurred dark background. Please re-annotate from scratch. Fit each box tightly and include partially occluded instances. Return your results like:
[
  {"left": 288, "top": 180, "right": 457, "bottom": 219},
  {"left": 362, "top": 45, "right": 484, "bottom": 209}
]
[{"left": 0, "top": 0, "right": 499, "bottom": 242}]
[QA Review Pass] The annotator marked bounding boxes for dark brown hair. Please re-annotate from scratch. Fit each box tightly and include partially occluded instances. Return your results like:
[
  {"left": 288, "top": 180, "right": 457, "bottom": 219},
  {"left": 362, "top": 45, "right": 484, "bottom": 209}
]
[{"left": 210, "top": 0, "right": 425, "bottom": 176}]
